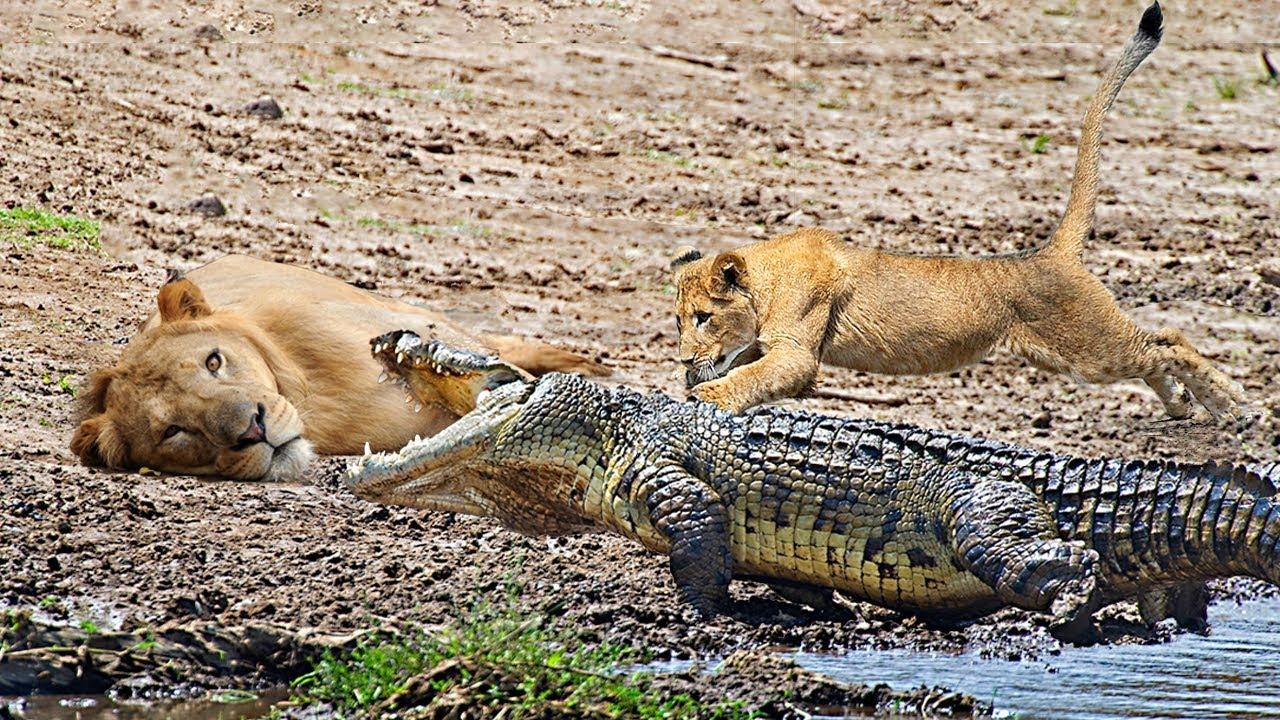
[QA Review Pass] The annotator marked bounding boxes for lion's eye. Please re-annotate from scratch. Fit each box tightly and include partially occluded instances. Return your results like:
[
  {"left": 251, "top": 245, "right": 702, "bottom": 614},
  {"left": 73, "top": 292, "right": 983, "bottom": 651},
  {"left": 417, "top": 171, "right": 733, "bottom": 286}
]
[
  {"left": 205, "top": 350, "right": 223, "bottom": 374},
  {"left": 694, "top": 312, "right": 712, "bottom": 327},
  {"left": 163, "top": 425, "right": 183, "bottom": 440}
]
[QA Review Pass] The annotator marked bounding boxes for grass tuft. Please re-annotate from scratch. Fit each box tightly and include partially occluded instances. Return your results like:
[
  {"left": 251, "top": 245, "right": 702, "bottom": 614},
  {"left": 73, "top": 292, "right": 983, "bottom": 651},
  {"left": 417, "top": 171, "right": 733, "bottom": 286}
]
[
  {"left": 0, "top": 207, "right": 100, "bottom": 250},
  {"left": 293, "top": 582, "right": 756, "bottom": 718},
  {"left": 1213, "top": 77, "right": 1238, "bottom": 100},
  {"left": 1028, "top": 134, "right": 1051, "bottom": 154}
]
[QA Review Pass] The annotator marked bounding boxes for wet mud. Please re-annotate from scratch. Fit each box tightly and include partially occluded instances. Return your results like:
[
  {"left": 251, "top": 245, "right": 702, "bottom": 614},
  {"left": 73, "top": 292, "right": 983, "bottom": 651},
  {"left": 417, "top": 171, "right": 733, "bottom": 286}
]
[{"left": 1, "top": 0, "right": 1277, "bottom": 709}]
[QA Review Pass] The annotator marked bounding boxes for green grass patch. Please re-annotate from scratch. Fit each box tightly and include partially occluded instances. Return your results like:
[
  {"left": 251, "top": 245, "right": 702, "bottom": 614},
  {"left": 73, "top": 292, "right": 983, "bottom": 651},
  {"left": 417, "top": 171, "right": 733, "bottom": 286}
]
[
  {"left": 293, "top": 589, "right": 756, "bottom": 718},
  {"left": 643, "top": 148, "right": 695, "bottom": 168},
  {"left": 1213, "top": 77, "right": 1238, "bottom": 100},
  {"left": 0, "top": 207, "right": 100, "bottom": 250},
  {"left": 1028, "top": 134, "right": 1051, "bottom": 154}
]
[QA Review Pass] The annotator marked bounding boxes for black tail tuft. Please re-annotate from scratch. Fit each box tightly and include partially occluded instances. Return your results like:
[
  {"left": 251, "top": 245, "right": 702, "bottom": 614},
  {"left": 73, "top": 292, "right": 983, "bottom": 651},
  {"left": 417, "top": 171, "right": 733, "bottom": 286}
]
[{"left": 1138, "top": 1, "right": 1163, "bottom": 41}]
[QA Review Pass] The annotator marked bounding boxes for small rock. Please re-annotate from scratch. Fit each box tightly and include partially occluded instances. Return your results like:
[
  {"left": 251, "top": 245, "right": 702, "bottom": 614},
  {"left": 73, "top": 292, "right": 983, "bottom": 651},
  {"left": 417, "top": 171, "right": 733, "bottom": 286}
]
[
  {"left": 188, "top": 194, "right": 226, "bottom": 217},
  {"left": 243, "top": 95, "right": 283, "bottom": 120},
  {"left": 1031, "top": 411, "right": 1053, "bottom": 429},
  {"left": 422, "top": 141, "right": 453, "bottom": 154},
  {"left": 192, "top": 24, "right": 223, "bottom": 41}
]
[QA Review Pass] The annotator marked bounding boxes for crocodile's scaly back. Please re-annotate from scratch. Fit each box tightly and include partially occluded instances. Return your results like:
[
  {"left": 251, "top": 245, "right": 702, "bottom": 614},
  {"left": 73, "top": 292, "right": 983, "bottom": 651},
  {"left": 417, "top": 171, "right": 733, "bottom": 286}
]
[{"left": 349, "top": 343, "right": 1280, "bottom": 643}]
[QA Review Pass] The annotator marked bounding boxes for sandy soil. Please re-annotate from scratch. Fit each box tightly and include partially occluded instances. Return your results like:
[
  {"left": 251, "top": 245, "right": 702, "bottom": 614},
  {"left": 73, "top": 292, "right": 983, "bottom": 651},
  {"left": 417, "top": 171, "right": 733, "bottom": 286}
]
[{"left": 2, "top": 0, "right": 1278, "bottom": 698}]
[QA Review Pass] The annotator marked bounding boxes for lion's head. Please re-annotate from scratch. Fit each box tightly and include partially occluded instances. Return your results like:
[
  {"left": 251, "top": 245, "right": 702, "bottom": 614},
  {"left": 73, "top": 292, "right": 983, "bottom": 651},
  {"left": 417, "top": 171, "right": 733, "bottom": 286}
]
[
  {"left": 670, "top": 248, "right": 760, "bottom": 389},
  {"left": 71, "top": 277, "right": 315, "bottom": 481}
]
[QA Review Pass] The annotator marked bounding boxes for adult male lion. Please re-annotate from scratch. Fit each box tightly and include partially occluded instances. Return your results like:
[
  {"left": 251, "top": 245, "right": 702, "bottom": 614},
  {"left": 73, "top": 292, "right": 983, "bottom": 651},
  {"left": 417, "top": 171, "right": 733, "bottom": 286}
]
[
  {"left": 70, "top": 255, "right": 606, "bottom": 481},
  {"left": 671, "top": 3, "right": 1244, "bottom": 420}
]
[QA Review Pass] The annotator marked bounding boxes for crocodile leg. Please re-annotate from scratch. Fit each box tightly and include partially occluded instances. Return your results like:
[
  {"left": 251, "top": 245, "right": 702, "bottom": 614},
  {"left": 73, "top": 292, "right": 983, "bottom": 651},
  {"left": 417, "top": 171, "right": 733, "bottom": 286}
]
[
  {"left": 953, "top": 478, "right": 1103, "bottom": 644},
  {"left": 1137, "top": 582, "right": 1209, "bottom": 633},
  {"left": 639, "top": 467, "right": 733, "bottom": 618},
  {"left": 764, "top": 581, "right": 855, "bottom": 620}
]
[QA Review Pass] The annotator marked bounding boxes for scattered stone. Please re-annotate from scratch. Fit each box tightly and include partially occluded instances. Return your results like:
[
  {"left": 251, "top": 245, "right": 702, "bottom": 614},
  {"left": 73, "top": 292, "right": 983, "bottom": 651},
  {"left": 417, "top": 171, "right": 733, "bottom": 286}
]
[
  {"left": 1259, "top": 263, "right": 1280, "bottom": 288},
  {"left": 1031, "top": 411, "right": 1053, "bottom": 429},
  {"left": 188, "top": 194, "right": 226, "bottom": 217},
  {"left": 422, "top": 141, "right": 454, "bottom": 154},
  {"left": 192, "top": 24, "right": 223, "bottom": 41},
  {"left": 243, "top": 95, "right": 283, "bottom": 120}
]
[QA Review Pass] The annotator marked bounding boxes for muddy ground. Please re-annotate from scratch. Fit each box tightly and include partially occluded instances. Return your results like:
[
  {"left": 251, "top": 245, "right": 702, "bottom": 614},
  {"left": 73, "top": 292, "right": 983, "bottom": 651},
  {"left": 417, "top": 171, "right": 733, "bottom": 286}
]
[{"left": 2, "top": 0, "right": 1279, "bottom": 703}]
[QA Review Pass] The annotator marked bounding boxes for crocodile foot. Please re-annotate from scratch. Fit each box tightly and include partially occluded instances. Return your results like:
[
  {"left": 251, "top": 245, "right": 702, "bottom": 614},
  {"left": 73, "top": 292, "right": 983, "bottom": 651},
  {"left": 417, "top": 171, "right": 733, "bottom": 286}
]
[
  {"left": 1048, "top": 574, "right": 1103, "bottom": 646},
  {"left": 765, "top": 581, "right": 857, "bottom": 621}
]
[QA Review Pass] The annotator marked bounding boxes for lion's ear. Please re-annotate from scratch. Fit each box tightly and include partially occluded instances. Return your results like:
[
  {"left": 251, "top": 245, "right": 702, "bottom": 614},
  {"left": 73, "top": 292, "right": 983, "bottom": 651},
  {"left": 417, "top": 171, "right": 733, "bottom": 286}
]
[
  {"left": 71, "top": 415, "right": 129, "bottom": 469},
  {"left": 157, "top": 278, "right": 212, "bottom": 323},
  {"left": 670, "top": 246, "right": 703, "bottom": 271},
  {"left": 75, "top": 369, "right": 116, "bottom": 417},
  {"left": 710, "top": 252, "right": 747, "bottom": 294}
]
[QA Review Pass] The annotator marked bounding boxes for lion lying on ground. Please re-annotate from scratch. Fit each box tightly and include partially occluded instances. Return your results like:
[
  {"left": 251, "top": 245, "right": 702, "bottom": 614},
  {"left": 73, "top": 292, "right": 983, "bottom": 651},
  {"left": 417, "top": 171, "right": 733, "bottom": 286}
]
[
  {"left": 71, "top": 255, "right": 607, "bottom": 481},
  {"left": 671, "top": 4, "right": 1245, "bottom": 420}
]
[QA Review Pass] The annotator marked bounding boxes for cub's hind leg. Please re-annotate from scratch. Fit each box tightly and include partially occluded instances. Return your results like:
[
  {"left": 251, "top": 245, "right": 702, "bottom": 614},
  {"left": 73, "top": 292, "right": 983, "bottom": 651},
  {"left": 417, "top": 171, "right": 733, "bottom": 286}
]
[
  {"left": 1144, "top": 373, "right": 1193, "bottom": 420},
  {"left": 1007, "top": 295, "right": 1243, "bottom": 420},
  {"left": 1143, "top": 328, "right": 1246, "bottom": 420}
]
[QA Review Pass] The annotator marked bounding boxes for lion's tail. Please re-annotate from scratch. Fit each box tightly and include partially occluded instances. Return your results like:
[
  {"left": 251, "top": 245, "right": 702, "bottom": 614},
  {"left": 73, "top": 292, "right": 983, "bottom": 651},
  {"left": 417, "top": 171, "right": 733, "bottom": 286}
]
[{"left": 1045, "top": 2, "right": 1163, "bottom": 260}]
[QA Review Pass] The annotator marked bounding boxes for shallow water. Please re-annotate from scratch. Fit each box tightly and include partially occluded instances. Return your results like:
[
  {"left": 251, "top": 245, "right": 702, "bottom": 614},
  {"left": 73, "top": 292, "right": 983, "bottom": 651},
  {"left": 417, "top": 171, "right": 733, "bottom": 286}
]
[
  {"left": 800, "top": 597, "right": 1280, "bottom": 720},
  {"left": 0, "top": 688, "right": 286, "bottom": 720}
]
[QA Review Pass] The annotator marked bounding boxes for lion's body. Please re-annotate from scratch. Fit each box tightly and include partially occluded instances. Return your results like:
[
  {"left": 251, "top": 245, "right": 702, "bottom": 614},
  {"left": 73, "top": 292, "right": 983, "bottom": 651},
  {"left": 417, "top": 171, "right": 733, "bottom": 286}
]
[
  {"left": 72, "top": 255, "right": 605, "bottom": 481},
  {"left": 671, "top": 4, "right": 1244, "bottom": 420}
]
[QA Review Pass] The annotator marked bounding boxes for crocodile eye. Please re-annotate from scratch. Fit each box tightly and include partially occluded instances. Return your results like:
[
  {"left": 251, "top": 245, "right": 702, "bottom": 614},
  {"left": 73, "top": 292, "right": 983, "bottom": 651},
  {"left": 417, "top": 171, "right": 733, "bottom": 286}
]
[
  {"left": 163, "top": 425, "right": 183, "bottom": 440},
  {"left": 205, "top": 350, "right": 222, "bottom": 374},
  {"left": 694, "top": 311, "right": 711, "bottom": 327}
]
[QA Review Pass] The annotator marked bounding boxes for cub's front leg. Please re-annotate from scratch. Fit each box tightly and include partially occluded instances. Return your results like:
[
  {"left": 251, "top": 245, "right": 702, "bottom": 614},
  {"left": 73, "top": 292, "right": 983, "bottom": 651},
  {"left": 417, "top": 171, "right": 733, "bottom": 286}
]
[{"left": 693, "top": 339, "right": 820, "bottom": 413}]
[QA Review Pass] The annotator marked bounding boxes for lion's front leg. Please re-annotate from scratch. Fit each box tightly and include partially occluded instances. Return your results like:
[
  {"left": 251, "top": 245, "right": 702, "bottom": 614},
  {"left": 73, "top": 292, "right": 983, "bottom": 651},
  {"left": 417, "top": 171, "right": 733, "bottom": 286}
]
[{"left": 693, "top": 341, "right": 819, "bottom": 412}]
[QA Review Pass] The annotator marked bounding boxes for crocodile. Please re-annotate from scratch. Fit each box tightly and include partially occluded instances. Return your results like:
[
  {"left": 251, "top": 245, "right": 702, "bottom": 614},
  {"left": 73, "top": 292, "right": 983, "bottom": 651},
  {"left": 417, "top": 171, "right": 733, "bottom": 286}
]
[{"left": 348, "top": 331, "right": 1280, "bottom": 644}]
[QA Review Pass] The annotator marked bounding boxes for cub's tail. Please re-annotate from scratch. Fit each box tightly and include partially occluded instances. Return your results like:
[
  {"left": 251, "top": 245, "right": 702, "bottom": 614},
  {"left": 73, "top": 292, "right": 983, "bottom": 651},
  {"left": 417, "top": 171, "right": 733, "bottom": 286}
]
[{"left": 1046, "top": 2, "right": 1163, "bottom": 259}]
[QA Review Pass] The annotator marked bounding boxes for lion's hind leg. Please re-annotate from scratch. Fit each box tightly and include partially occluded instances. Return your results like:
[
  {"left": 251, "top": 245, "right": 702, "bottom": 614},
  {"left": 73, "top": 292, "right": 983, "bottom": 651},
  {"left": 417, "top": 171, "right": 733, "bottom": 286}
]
[
  {"left": 1143, "top": 373, "right": 1193, "bottom": 420},
  {"left": 1144, "top": 328, "right": 1246, "bottom": 420},
  {"left": 1007, "top": 311, "right": 1243, "bottom": 421}
]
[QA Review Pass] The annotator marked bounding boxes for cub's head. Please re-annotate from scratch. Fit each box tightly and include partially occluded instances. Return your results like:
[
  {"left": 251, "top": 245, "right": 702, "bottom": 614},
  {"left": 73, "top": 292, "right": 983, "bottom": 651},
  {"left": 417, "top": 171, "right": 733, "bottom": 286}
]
[
  {"left": 670, "top": 248, "right": 759, "bottom": 389},
  {"left": 71, "top": 277, "right": 314, "bottom": 481}
]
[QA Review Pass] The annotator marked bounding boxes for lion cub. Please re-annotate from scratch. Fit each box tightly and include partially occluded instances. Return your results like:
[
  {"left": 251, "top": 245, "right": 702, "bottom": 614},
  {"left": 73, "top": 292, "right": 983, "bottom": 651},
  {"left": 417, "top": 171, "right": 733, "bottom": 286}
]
[{"left": 671, "top": 3, "right": 1245, "bottom": 419}]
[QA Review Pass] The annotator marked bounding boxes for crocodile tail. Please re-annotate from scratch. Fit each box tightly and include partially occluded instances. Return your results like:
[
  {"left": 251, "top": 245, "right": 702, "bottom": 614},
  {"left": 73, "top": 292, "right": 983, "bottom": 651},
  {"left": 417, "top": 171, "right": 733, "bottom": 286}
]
[
  {"left": 1038, "top": 455, "right": 1279, "bottom": 586},
  {"left": 1044, "top": 2, "right": 1163, "bottom": 260}
]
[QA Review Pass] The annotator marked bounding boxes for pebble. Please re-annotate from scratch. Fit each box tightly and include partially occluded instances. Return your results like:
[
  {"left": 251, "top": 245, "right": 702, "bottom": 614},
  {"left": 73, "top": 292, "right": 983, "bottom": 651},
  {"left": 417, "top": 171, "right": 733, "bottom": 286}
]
[
  {"left": 188, "top": 194, "right": 226, "bottom": 217},
  {"left": 243, "top": 96, "right": 283, "bottom": 120}
]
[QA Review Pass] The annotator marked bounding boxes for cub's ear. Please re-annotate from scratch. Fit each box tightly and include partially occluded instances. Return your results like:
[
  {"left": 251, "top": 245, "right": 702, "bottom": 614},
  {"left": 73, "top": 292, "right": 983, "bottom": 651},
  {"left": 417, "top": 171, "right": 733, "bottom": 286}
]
[
  {"left": 71, "top": 415, "right": 129, "bottom": 469},
  {"left": 670, "top": 246, "right": 703, "bottom": 270},
  {"left": 156, "top": 277, "right": 212, "bottom": 322},
  {"left": 711, "top": 252, "right": 747, "bottom": 294}
]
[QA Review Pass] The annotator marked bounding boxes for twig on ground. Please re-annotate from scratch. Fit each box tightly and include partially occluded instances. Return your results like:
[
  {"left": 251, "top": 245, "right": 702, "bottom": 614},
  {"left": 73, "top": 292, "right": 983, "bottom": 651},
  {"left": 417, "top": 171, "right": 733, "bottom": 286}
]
[
  {"left": 641, "top": 44, "right": 735, "bottom": 72},
  {"left": 808, "top": 388, "right": 908, "bottom": 407}
]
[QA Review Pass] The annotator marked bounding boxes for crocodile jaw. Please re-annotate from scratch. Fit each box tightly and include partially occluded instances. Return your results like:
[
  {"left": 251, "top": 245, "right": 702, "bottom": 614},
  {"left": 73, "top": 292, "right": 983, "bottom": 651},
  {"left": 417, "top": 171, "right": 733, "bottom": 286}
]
[
  {"left": 346, "top": 368, "right": 530, "bottom": 510},
  {"left": 369, "top": 329, "right": 531, "bottom": 417}
]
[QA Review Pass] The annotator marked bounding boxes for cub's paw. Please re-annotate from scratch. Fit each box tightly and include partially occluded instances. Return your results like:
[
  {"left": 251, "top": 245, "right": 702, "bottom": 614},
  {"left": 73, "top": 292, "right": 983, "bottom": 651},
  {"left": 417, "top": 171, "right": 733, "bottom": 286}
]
[{"left": 690, "top": 378, "right": 745, "bottom": 413}]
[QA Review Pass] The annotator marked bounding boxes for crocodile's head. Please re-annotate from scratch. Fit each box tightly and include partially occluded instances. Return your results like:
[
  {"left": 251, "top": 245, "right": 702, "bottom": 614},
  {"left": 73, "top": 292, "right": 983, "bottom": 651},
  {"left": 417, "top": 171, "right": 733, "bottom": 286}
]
[
  {"left": 347, "top": 332, "right": 598, "bottom": 533},
  {"left": 368, "top": 330, "right": 530, "bottom": 418}
]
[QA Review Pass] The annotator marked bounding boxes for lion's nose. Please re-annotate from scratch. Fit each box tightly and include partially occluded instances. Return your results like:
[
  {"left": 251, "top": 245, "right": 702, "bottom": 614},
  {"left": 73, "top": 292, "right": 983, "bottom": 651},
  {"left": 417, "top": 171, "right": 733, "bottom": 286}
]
[
  {"left": 679, "top": 357, "right": 696, "bottom": 367},
  {"left": 236, "top": 403, "right": 267, "bottom": 447}
]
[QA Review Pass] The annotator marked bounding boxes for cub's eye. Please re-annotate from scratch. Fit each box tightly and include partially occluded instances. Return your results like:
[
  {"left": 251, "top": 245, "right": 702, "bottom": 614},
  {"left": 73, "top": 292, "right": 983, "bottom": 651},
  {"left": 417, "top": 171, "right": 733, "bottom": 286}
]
[
  {"left": 205, "top": 350, "right": 223, "bottom": 374},
  {"left": 163, "top": 425, "right": 183, "bottom": 440},
  {"left": 694, "top": 312, "right": 712, "bottom": 327}
]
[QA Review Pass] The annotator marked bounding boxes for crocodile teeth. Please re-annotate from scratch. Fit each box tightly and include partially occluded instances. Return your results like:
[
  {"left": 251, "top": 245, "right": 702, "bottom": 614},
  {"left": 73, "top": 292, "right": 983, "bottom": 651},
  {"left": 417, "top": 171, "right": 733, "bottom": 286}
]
[
  {"left": 363, "top": 442, "right": 372, "bottom": 457},
  {"left": 397, "top": 351, "right": 407, "bottom": 363},
  {"left": 413, "top": 434, "right": 422, "bottom": 443},
  {"left": 377, "top": 371, "right": 389, "bottom": 384},
  {"left": 414, "top": 403, "right": 423, "bottom": 413}
]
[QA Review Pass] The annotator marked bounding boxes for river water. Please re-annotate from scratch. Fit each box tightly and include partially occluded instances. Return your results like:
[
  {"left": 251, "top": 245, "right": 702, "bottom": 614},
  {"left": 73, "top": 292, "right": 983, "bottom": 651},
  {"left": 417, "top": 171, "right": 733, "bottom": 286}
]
[
  {"left": 6, "top": 598, "right": 1278, "bottom": 719},
  {"left": 801, "top": 597, "right": 1280, "bottom": 720}
]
